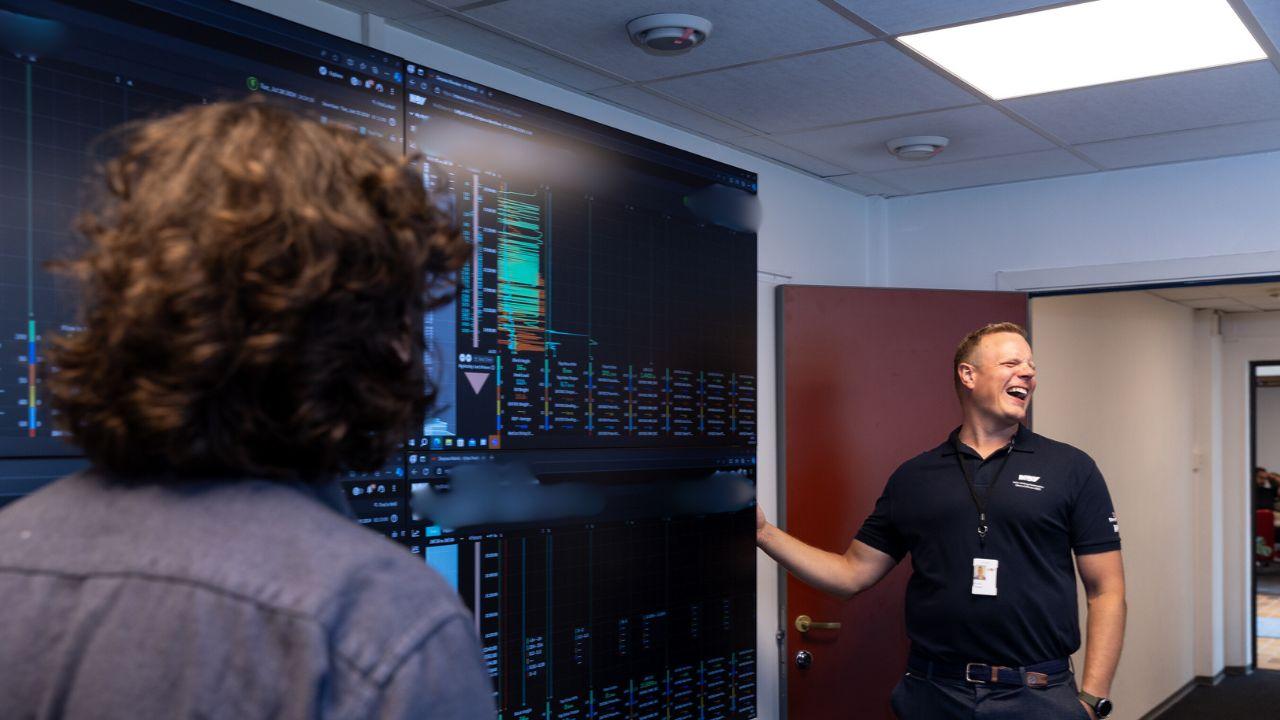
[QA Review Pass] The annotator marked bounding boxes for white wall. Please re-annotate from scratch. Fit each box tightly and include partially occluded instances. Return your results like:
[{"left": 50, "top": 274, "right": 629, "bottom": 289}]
[
  {"left": 1032, "top": 292, "right": 1198, "bottom": 720},
  {"left": 884, "top": 151, "right": 1280, "bottom": 291},
  {"left": 1257, "top": 386, "right": 1280, "bottom": 474},
  {"left": 233, "top": 3, "right": 873, "bottom": 717}
]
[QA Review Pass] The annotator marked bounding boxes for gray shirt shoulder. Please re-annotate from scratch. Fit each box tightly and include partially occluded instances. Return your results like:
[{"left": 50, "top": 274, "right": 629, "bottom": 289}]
[{"left": 0, "top": 471, "right": 495, "bottom": 719}]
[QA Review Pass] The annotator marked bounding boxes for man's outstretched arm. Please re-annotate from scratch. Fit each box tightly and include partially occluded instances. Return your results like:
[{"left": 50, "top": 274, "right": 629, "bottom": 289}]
[{"left": 755, "top": 505, "right": 897, "bottom": 600}]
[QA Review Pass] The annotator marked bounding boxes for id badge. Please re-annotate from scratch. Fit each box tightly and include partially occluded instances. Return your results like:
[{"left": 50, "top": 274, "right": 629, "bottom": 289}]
[{"left": 972, "top": 558, "right": 999, "bottom": 596}]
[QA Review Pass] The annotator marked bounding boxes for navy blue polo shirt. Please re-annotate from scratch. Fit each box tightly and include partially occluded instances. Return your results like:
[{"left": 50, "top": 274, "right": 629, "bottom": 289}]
[{"left": 855, "top": 425, "right": 1121, "bottom": 666}]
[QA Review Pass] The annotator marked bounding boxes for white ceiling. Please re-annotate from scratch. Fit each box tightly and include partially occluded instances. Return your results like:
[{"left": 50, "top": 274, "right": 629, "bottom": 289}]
[
  {"left": 328, "top": 0, "right": 1280, "bottom": 197},
  {"left": 1147, "top": 280, "right": 1280, "bottom": 312}
]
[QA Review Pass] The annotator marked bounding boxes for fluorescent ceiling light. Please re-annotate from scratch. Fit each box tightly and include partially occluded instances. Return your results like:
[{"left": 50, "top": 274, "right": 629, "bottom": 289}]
[{"left": 899, "top": 0, "right": 1267, "bottom": 100}]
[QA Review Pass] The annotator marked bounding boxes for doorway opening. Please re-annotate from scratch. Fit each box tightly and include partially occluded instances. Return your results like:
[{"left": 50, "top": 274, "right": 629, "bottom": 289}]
[
  {"left": 1029, "top": 277, "right": 1280, "bottom": 683},
  {"left": 1253, "top": 361, "right": 1280, "bottom": 671}
]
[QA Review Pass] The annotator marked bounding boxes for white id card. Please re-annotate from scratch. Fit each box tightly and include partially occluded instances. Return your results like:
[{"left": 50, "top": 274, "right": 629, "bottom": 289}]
[{"left": 972, "top": 558, "right": 999, "bottom": 596}]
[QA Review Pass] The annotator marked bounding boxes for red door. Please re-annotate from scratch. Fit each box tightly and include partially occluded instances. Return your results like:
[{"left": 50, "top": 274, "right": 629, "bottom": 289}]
[{"left": 778, "top": 286, "right": 1028, "bottom": 719}]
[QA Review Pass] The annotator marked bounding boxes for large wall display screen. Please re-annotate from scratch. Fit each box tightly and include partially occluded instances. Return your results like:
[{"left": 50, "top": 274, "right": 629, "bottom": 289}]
[{"left": 0, "top": 2, "right": 757, "bottom": 718}]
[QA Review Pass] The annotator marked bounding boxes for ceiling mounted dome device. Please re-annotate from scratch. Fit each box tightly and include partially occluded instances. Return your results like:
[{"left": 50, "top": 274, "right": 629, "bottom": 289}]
[
  {"left": 627, "top": 13, "right": 712, "bottom": 54},
  {"left": 886, "top": 135, "right": 949, "bottom": 161}
]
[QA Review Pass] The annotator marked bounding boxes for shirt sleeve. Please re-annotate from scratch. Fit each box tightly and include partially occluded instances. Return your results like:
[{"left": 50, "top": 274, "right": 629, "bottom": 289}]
[
  {"left": 1070, "top": 459, "right": 1122, "bottom": 555},
  {"left": 375, "top": 613, "right": 497, "bottom": 720},
  {"left": 854, "top": 475, "right": 907, "bottom": 562}
]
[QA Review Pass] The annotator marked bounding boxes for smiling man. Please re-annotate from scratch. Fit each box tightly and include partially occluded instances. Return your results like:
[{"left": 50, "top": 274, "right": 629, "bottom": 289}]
[{"left": 757, "top": 322, "right": 1126, "bottom": 719}]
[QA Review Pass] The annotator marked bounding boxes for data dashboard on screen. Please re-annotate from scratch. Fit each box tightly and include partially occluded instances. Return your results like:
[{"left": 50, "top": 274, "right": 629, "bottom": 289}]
[
  {"left": 0, "top": 0, "right": 402, "bottom": 456},
  {"left": 404, "top": 67, "right": 757, "bottom": 455},
  {"left": 0, "top": 2, "right": 757, "bottom": 718}
]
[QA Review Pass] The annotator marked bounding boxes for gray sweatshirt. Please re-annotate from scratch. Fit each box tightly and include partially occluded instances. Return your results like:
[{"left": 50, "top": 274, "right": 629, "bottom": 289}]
[{"left": 0, "top": 470, "right": 496, "bottom": 719}]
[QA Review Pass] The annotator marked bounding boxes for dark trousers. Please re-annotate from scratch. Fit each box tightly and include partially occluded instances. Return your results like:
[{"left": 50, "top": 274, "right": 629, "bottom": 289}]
[{"left": 890, "top": 669, "right": 1090, "bottom": 719}]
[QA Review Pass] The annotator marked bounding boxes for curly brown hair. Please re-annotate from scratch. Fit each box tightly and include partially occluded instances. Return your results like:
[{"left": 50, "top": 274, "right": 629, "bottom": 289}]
[{"left": 47, "top": 99, "right": 468, "bottom": 481}]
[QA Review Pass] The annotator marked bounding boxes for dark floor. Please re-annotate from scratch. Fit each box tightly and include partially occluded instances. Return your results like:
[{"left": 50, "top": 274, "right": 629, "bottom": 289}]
[
  {"left": 1261, "top": 564, "right": 1280, "bottom": 595},
  {"left": 1155, "top": 670, "right": 1280, "bottom": 719}
]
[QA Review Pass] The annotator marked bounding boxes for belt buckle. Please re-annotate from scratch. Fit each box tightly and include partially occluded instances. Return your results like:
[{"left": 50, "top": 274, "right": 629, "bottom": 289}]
[{"left": 964, "top": 663, "right": 990, "bottom": 684}]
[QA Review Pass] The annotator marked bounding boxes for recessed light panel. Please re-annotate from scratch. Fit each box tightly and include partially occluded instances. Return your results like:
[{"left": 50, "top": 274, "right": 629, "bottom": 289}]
[{"left": 899, "top": 0, "right": 1267, "bottom": 100}]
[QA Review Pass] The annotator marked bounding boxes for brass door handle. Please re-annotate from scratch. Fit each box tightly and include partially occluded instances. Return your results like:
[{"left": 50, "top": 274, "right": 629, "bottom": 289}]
[{"left": 795, "top": 614, "right": 842, "bottom": 633}]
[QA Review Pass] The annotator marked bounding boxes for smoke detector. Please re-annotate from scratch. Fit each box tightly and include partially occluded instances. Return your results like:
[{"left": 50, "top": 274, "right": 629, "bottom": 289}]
[
  {"left": 627, "top": 14, "right": 712, "bottom": 54},
  {"left": 886, "top": 135, "right": 949, "bottom": 161}
]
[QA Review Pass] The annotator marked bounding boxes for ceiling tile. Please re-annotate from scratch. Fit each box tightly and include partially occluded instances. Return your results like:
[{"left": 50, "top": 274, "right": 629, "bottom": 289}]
[
  {"left": 1221, "top": 282, "right": 1280, "bottom": 300},
  {"left": 326, "top": 0, "right": 441, "bottom": 19},
  {"left": 832, "top": 0, "right": 1064, "bottom": 35},
  {"left": 590, "top": 86, "right": 757, "bottom": 140},
  {"left": 461, "top": 0, "right": 870, "bottom": 82},
  {"left": 825, "top": 173, "right": 911, "bottom": 196},
  {"left": 398, "top": 15, "right": 619, "bottom": 90},
  {"left": 1148, "top": 287, "right": 1223, "bottom": 301},
  {"left": 767, "top": 104, "right": 1054, "bottom": 173},
  {"left": 1075, "top": 119, "right": 1280, "bottom": 169},
  {"left": 729, "top": 135, "right": 853, "bottom": 176},
  {"left": 1184, "top": 297, "right": 1261, "bottom": 311},
  {"left": 645, "top": 43, "right": 976, "bottom": 134},
  {"left": 1003, "top": 61, "right": 1280, "bottom": 144},
  {"left": 862, "top": 148, "right": 1094, "bottom": 194}
]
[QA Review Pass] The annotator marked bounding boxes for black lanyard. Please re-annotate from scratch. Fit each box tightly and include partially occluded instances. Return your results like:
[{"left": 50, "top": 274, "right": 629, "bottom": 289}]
[{"left": 953, "top": 437, "right": 1015, "bottom": 546}]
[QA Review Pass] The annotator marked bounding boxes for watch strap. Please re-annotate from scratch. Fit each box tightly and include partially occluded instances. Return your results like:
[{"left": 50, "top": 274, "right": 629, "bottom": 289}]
[{"left": 1077, "top": 691, "right": 1111, "bottom": 718}]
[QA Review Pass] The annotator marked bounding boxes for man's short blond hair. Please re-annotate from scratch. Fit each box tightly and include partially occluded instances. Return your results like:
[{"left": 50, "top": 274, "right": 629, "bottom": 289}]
[{"left": 953, "top": 322, "right": 1029, "bottom": 394}]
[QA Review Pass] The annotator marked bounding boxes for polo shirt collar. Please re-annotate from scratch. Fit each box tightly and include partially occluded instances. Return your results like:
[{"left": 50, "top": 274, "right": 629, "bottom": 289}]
[{"left": 939, "top": 424, "right": 1038, "bottom": 457}]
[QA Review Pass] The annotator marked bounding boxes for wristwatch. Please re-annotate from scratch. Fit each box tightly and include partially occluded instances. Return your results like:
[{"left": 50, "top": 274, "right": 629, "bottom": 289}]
[{"left": 1078, "top": 691, "right": 1113, "bottom": 718}]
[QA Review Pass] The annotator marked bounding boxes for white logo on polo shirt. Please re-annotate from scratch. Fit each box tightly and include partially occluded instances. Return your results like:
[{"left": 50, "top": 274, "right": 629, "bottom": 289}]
[
  {"left": 1109, "top": 512, "right": 1119, "bottom": 534},
  {"left": 1013, "top": 474, "right": 1044, "bottom": 491}
]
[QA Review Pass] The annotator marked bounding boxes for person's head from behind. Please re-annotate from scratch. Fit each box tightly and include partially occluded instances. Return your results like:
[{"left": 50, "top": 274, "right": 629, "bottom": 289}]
[
  {"left": 49, "top": 99, "right": 468, "bottom": 482},
  {"left": 953, "top": 322, "right": 1036, "bottom": 428}
]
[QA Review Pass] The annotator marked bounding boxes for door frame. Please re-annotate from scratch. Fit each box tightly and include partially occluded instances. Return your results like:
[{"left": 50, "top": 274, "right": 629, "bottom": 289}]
[
  {"left": 1250, "top": 359, "right": 1280, "bottom": 669},
  {"left": 1029, "top": 275, "right": 1280, "bottom": 676}
]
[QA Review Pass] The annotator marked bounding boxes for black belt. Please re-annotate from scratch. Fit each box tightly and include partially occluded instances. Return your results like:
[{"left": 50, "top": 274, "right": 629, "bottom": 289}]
[{"left": 907, "top": 653, "right": 1070, "bottom": 688}]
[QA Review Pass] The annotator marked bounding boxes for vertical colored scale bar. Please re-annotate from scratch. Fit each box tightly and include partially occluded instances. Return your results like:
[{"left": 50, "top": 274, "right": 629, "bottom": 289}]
[
  {"left": 730, "top": 373, "right": 737, "bottom": 434},
  {"left": 26, "top": 65, "right": 37, "bottom": 438},
  {"left": 496, "top": 355, "right": 503, "bottom": 431},
  {"left": 666, "top": 670, "right": 671, "bottom": 720},
  {"left": 698, "top": 372, "right": 705, "bottom": 433},
  {"left": 664, "top": 369, "right": 671, "bottom": 434},
  {"left": 27, "top": 321, "right": 37, "bottom": 437},
  {"left": 730, "top": 654, "right": 736, "bottom": 713},
  {"left": 474, "top": 543, "right": 483, "bottom": 638},
  {"left": 545, "top": 189, "right": 552, "bottom": 351},
  {"left": 472, "top": 173, "right": 481, "bottom": 349},
  {"left": 543, "top": 358, "right": 550, "bottom": 431},
  {"left": 699, "top": 661, "right": 705, "bottom": 720},
  {"left": 521, "top": 538, "right": 527, "bottom": 708},
  {"left": 546, "top": 536, "right": 553, "bottom": 704}
]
